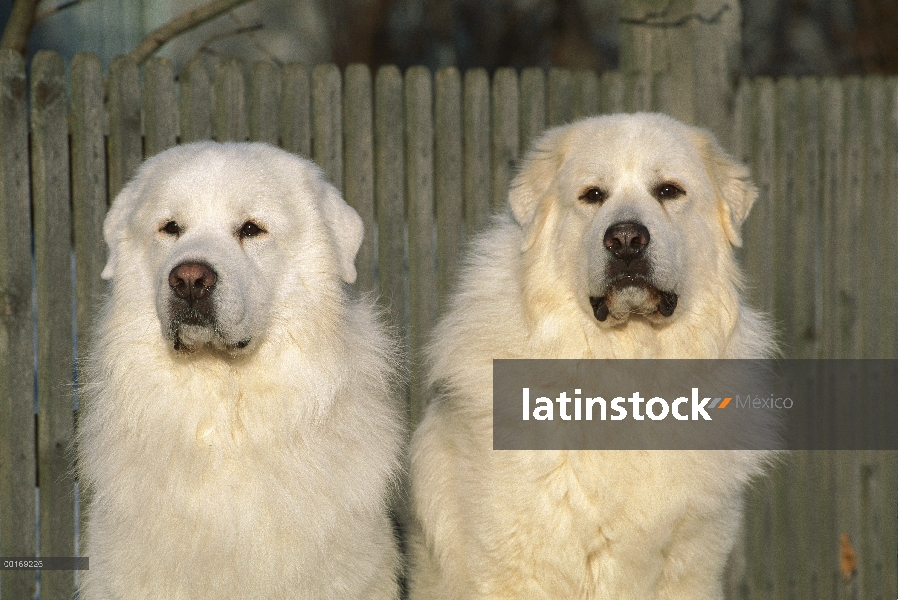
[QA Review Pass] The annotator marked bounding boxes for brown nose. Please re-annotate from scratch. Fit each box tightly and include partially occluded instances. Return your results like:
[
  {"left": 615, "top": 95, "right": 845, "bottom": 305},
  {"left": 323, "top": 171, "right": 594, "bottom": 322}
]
[
  {"left": 603, "top": 222, "right": 650, "bottom": 262},
  {"left": 169, "top": 262, "right": 217, "bottom": 305}
]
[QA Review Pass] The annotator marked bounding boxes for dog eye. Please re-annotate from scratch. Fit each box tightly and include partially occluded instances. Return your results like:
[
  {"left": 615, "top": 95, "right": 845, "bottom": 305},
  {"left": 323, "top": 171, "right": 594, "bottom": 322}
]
[
  {"left": 238, "top": 221, "right": 265, "bottom": 239},
  {"left": 161, "top": 221, "right": 181, "bottom": 236},
  {"left": 653, "top": 183, "right": 685, "bottom": 200},
  {"left": 579, "top": 187, "right": 606, "bottom": 204}
]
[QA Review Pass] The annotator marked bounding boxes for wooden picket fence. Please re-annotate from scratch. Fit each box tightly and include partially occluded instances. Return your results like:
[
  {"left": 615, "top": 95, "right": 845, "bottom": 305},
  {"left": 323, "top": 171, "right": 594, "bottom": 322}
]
[{"left": 0, "top": 48, "right": 896, "bottom": 599}]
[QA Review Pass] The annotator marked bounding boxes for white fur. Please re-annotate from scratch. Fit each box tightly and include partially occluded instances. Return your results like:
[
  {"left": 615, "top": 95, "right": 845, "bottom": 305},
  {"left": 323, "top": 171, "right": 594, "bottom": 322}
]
[
  {"left": 78, "top": 142, "right": 402, "bottom": 599},
  {"left": 409, "top": 114, "right": 776, "bottom": 600}
]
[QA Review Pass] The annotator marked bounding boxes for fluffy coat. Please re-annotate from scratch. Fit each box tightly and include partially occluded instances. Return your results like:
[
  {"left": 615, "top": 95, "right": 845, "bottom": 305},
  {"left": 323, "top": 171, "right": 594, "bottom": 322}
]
[
  {"left": 78, "top": 143, "right": 402, "bottom": 599},
  {"left": 409, "top": 114, "right": 776, "bottom": 600}
]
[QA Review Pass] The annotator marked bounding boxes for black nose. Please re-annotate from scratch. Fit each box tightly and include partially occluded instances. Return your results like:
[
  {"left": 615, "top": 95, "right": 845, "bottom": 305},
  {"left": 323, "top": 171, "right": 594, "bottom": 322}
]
[
  {"left": 603, "top": 222, "right": 650, "bottom": 262},
  {"left": 169, "top": 262, "right": 217, "bottom": 305}
]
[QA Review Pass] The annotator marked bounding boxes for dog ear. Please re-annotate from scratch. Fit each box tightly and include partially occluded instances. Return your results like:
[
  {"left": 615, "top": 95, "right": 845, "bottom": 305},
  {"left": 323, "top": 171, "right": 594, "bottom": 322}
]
[
  {"left": 319, "top": 180, "right": 364, "bottom": 284},
  {"left": 509, "top": 127, "right": 566, "bottom": 252},
  {"left": 101, "top": 179, "right": 144, "bottom": 280},
  {"left": 696, "top": 130, "right": 758, "bottom": 248}
]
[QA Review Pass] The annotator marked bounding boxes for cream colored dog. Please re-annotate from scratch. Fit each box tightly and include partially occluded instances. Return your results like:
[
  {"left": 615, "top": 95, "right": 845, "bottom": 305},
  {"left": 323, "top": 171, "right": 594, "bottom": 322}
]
[
  {"left": 409, "top": 113, "right": 775, "bottom": 599},
  {"left": 78, "top": 142, "right": 402, "bottom": 599}
]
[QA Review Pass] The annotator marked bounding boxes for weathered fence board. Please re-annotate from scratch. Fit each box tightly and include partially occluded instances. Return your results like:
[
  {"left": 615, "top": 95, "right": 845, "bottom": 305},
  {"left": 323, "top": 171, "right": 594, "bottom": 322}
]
[
  {"left": 600, "top": 70, "right": 625, "bottom": 114},
  {"left": 573, "top": 69, "right": 599, "bottom": 119},
  {"left": 463, "top": 68, "right": 490, "bottom": 234},
  {"left": 794, "top": 77, "right": 823, "bottom": 360},
  {"left": 69, "top": 51, "right": 107, "bottom": 580},
  {"left": 861, "top": 76, "right": 898, "bottom": 356},
  {"left": 280, "top": 63, "right": 310, "bottom": 158},
  {"left": 68, "top": 52, "right": 107, "bottom": 315},
  {"left": 248, "top": 61, "right": 280, "bottom": 146},
  {"left": 519, "top": 67, "right": 546, "bottom": 151},
  {"left": 627, "top": 72, "right": 652, "bottom": 112},
  {"left": 547, "top": 68, "right": 573, "bottom": 126},
  {"left": 772, "top": 78, "right": 801, "bottom": 357},
  {"left": 143, "top": 57, "right": 177, "bottom": 156},
  {"left": 0, "top": 48, "right": 37, "bottom": 600},
  {"left": 107, "top": 56, "right": 142, "bottom": 199},
  {"left": 861, "top": 77, "right": 888, "bottom": 359},
  {"left": 652, "top": 72, "right": 675, "bottom": 118},
  {"left": 878, "top": 448, "right": 898, "bottom": 597},
  {"left": 772, "top": 75, "right": 830, "bottom": 597},
  {"left": 374, "top": 66, "right": 406, "bottom": 348},
  {"left": 491, "top": 68, "right": 519, "bottom": 214},
  {"left": 743, "top": 77, "right": 776, "bottom": 315},
  {"left": 405, "top": 66, "right": 437, "bottom": 428},
  {"left": 1, "top": 53, "right": 896, "bottom": 599},
  {"left": 841, "top": 77, "right": 865, "bottom": 360},
  {"left": 312, "top": 64, "right": 342, "bottom": 190},
  {"left": 179, "top": 58, "right": 213, "bottom": 143},
  {"left": 343, "top": 64, "right": 376, "bottom": 293},
  {"left": 434, "top": 67, "right": 463, "bottom": 311},
  {"left": 214, "top": 58, "right": 248, "bottom": 143},
  {"left": 30, "top": 50, "right": 76, "bottom": 598},
  {"left": 887, "top": 78, "right": 898, "bottom": 360}
]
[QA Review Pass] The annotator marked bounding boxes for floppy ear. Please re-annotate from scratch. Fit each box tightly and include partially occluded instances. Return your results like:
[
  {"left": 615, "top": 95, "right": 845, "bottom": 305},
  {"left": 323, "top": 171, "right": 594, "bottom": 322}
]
[
  {"left": 318, "top": 181, "right": 364, "bottom": 284},
  {"left": 101, "top": 179, "right": 144, "bottom": 280},
  {"left": 695, "top": 130, "right": 758, "bottom": 248},
  {"left": 509, "top": 127, "right": 566, "bottom": 252}
]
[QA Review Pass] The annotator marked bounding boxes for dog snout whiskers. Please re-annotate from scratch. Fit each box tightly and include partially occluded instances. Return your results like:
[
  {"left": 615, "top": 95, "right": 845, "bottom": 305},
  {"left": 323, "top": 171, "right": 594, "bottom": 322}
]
[
  {"left": 169, "top": 262, "right": 218, "bottom": 305},
  {"left": 603, "top": 222, "right": 650, "bottom": 263}
]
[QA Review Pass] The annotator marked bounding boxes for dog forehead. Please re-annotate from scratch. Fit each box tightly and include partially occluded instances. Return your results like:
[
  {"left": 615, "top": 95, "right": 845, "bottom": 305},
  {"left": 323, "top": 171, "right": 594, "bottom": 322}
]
[
  {"left": 131, "top": 148, "right": 299, "bottom": 224},
  {"left": 558, "top": 114, "right": 704, "bottom": 180}
]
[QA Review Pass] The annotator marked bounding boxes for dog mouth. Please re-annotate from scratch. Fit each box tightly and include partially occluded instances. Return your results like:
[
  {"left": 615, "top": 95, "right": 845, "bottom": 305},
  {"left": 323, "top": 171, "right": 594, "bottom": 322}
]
[
  {"left": 169, "top": 319, "right": 252, "bottom": 355},
  {"left": 172, "top": 333, "right": 253, "bottom": 355},
  {"left": 165, "top": 264, "right": 253, "bottom": 355},
  {"left": 173, "top": 335, "right": 251, "bottom": 354},
  {"left": 589, "top": 277, "right": 678, "bottom": 322}
]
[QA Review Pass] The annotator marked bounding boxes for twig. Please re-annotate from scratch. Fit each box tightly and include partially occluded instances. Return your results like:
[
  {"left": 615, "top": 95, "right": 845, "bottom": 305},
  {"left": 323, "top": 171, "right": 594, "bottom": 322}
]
[
  {"left": 620, "top": 3, "right": 731, "bottom": 28},
  {"left": 35, "top": 0, "right": 88, "bottom": 21},
  {"left": 227, "top": 9, "right": 281, "bottom": 66},
  {"left": 127, "top": 0, "right": 254, "bottom": 65},
  {"left": 190, "top": 22, "right": 264, "bottom": 63}
]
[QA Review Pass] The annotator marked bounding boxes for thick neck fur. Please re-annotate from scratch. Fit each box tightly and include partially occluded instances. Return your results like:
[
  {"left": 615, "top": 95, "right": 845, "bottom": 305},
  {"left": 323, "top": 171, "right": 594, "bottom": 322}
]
[{"left": 78, "top": 277, "right": 400, "bottom": 509}]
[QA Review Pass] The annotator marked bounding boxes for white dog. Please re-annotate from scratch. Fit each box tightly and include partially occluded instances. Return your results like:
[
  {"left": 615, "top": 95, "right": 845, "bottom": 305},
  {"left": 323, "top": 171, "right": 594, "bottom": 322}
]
[
  {"left": 409, "top": 113, "right": 775, "bottom": 599},
  {"left": 77, "top": 142, "right": 402, "bottom": 599}
]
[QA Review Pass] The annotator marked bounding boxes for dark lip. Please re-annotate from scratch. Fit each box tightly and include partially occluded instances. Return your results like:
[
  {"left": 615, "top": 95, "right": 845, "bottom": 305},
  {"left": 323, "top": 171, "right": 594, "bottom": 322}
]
[
  {"left": 606, "top": 273, "right": 651, "bottom": 288},
  {"left": 171, "top": 332, "right": 252, "bottom": 355},
  {"left": 588, "top": 285, "right": 678, "bottom": 322},
  {"left": 589, "top": 295, "right": 610, "bottom": 321}
]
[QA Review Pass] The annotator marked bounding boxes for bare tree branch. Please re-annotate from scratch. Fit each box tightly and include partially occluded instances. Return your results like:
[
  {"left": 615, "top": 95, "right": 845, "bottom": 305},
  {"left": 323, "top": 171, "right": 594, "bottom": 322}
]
[
  {"left": 0, "top": 0, "right": 40, "bottom": 54},
  {"left": 128, "top": 0, "right": 254, "bottom": 65},
  {"left": 226, "top": 10, "right": 280, "bottom": 65},
  {"left": 190, "top": 22, "right": 264, "bottom": 63},
  {"left": 35, "top": 0, "right": 89, "bottom": 22}
]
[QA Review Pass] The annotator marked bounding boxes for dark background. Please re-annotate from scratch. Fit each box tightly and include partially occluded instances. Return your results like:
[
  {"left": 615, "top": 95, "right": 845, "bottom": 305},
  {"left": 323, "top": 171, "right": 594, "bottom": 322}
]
[{"left": 1, "top": 0, "right": 896, "bottom": 75}]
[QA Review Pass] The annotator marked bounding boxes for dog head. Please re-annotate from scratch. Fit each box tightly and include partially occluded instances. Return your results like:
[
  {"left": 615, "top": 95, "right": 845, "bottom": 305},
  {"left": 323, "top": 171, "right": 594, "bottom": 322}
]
[
  {"left": 509, "top": 113, "right": 756, "bottom": 327},
  {"left": 101, "top": 142, "right": 363, "bottom": 355}
]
